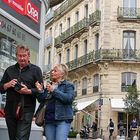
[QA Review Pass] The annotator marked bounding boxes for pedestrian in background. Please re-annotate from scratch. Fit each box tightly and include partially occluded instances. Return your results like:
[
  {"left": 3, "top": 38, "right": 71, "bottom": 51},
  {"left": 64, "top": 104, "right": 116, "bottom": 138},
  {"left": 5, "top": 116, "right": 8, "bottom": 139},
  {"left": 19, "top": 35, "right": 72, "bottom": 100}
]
[
  {"left": 36, "top": 64, "right": 75, "bottom": 140},
  {"left": 0, "top": 44, "right": 43, "bottom": 140},
  {"left": 108, "top": 118, "right": 114, "bottom": 140},
  {"left": 130, "top": 118, "right": 138, "bottom": 129},
  {"left": 118, "top": 120, "right": 124, "bottom": 137},
  {"left": 130, "top": 118, "right": 138, "bottom": 139},
  {"left": 91, "top": 121, "right": 97, "bottom": 138}
]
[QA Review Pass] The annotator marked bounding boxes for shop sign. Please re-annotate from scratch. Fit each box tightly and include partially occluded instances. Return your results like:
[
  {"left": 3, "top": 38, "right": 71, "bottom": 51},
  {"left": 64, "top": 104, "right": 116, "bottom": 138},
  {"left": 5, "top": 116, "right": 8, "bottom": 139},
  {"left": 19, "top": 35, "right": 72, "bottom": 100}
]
[
  {"left": 25, "top": 1, "right": 39, "bottom": 23},
  {"left": 2, "top": 0, "right": 39, "bottom": 23},
  {"left": 0, "top": 15, "right": 39, "bottom": 51},
  {"left": 0, "top": 19, "right": 26, "bottom": 41}
]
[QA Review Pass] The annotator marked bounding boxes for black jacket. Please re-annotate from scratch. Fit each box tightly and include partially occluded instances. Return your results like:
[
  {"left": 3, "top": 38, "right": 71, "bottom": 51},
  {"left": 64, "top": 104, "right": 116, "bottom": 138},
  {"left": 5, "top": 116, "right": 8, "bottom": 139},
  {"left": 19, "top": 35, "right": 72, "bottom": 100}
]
[{"left": 0, "top": 63, "right": 43, "bottom": 117}]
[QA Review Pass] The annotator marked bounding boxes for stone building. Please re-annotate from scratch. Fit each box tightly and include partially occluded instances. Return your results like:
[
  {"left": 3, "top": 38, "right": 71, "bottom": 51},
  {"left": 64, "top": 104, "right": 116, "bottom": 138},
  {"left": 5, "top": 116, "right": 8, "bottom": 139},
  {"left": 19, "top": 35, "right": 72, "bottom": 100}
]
[{"left": 44, "top": 0, "right": 140, "bottom": 138}]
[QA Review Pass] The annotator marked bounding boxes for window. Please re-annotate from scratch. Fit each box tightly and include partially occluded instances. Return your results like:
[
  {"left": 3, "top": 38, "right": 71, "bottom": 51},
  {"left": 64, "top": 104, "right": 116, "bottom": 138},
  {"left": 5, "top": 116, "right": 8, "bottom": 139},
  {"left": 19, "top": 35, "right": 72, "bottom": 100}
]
[
  {"left": 93, "top": 74, "right": 99, "bottom": 93},
  {"left": 75, "top": 11, "right": 79, "bottom": 22},
  {"left": 82, "top": 77, "right": 87, "bottom": 95},
  {"left": 1, "top": 38, "right": 11, "bottom": 55},
  {"left": 67, "top": 17, "right": 70, "bottom": 29},
  {"left": 11, "top": 43, "right": 16, "bottom": 58},
  {"left": 59, "top": 23, "right": 62, "bottom": 34},
  {"left": 75, "top": 44, "right": 78, "bottom": 59},
  {"left": 66, "top": 49, "right": 70, "bottom": 63},
  {"left": 123, "top": 0, "right": 136, "bottom": 17},
  {"left": 84, "top": 4, "right": 88, "bottom": 18},
  {"left": 95, "top": 33, "right": 99, "bottom": 51},
  {"left": 84, "top": 39, "right": 87, "bottom": 55},
  {"left": 73, "top": 80, "right": 78, "bottom": 97},
  {"left": 58, "top": 53, "right": 61, "bottom": 64},
  {"left": 121, "top": 72, "right": 136, "bottom": 92},
  {"left": 123, "top": 31, "right": 136, "bottom": 59},
  {"left": 123, "top": 0, "right": 136, "bottom": 8}
]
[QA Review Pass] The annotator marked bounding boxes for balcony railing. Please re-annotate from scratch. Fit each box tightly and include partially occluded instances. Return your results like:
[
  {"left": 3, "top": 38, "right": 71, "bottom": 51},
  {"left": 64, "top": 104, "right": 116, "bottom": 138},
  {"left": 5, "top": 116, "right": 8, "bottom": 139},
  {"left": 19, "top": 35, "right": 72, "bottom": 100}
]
[
  {"left": 95, "top": 49, "right": 140, "bottom": 61},
  {"left": 54, "top": 0, "right": 83, "bottom": 18},
  {"left": 54, "top": 18, "right": 89, "bottom": 46},
  {"left": 54, "top": 10, "right": 100, "bottom": 46},
  {"left": 45, "top": 36, "right": 53, "bottom": 48},
  {"left": 61, "top": 18, "right": 89, "bottom": 42},
  {"left": 66, "top": 51, "right": 94, "bottom": 71},
  {"left": 65, "top": 49, "right": 140, "bottom": 71},
  {"left": 54, "top": 36, "right": 61, "bottom": 47},
  {"left": 117, "top": 7, "right": 140, "bottom": 21},
  {"left": 89, "top": 10, "right": 101, "bottom": 26}
]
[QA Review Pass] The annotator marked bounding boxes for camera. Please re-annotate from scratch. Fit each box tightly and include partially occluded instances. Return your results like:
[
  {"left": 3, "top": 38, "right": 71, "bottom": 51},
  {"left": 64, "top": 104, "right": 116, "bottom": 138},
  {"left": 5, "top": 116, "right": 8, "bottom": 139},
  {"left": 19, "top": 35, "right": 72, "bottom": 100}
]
[{"left": 14, "top": 82, "right": 23, "bottom": 91}]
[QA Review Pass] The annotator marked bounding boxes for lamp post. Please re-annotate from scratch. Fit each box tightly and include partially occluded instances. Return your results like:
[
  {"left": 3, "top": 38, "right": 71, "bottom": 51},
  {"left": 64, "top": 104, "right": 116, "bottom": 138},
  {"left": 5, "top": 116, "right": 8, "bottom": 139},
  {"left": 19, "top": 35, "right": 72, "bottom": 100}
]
[{"left": 98, "top": 74, "right": 103, "bottom": 138}]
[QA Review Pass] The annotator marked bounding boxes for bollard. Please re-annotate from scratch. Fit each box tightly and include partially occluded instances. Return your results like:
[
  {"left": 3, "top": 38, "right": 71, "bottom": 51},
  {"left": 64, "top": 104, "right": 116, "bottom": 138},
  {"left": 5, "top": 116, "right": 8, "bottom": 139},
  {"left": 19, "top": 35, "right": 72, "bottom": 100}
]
[
  {"left": 76, "top": 133, "right": 80, "bottom": 140},
  {"left": 116, "top": 135, "right": 120, "bottom": 140},
  {"left": 133, "top": 135, "right": 138, "bottom": 140},
  {"left": 120, "top": 135, "right": 125, "bottom": 140}
]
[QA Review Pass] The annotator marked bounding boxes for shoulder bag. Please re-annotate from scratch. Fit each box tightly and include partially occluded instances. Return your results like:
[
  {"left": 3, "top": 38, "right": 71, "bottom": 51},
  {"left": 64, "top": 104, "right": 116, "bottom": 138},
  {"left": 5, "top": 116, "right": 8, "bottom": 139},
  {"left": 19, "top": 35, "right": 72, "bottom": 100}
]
[
  {"left": 35, "top": 99, "right": 49, "bottom": 127},
  {"left": 35, "top": 94, "right": 52, "bottom": 127}
]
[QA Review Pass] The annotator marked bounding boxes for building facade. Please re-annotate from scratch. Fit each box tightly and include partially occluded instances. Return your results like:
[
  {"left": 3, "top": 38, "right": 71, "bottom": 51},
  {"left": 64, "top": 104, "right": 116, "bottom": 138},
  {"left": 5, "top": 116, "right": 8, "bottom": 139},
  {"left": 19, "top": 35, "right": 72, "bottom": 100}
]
[{"left": 44, "top": 0, "right": 140, "bottom": 137}]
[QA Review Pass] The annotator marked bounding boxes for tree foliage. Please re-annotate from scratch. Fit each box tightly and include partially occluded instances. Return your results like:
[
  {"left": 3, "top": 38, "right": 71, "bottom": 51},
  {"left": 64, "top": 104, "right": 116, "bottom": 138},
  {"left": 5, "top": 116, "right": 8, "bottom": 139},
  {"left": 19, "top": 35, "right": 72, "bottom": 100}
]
[{"left": 123, "top": 86, "right": 140, "bottom": 115}]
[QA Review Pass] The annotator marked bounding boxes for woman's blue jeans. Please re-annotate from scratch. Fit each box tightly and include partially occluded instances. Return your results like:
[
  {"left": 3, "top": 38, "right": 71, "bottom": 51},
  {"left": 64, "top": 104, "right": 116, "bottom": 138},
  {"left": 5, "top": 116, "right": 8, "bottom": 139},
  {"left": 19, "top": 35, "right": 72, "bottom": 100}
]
[{"left": 45, "top": 121, "right": 71, "bottom": 140}]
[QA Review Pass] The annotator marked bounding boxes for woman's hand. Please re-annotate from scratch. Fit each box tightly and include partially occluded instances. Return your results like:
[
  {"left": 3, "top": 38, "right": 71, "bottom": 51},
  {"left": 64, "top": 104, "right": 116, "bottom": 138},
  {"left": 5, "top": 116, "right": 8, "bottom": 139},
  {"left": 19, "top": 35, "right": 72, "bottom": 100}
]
[
  {"left": 35, "top": 81, "right": 43, "bottom": 92},
  {"left": 46, "top": 82, "right": 56, "bottom": 93}
]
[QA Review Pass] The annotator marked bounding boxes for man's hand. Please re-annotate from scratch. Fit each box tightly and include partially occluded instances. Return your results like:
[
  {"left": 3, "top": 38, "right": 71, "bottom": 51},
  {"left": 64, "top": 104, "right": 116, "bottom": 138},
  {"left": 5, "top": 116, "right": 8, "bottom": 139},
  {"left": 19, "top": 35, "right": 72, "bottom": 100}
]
[
  {"left": 4, "top": 79, "right": 17, "bottom": 90},
  {"left": 18, "top": 84, "right": 32, "bottom": 94}
]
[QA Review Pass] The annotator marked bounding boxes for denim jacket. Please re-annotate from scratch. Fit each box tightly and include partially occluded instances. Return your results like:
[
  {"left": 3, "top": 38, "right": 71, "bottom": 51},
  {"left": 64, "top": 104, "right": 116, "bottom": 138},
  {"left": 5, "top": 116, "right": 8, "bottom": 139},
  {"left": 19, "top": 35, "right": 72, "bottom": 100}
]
[{"left": 37, "top": 80, "right": 75, "bottom": 121}]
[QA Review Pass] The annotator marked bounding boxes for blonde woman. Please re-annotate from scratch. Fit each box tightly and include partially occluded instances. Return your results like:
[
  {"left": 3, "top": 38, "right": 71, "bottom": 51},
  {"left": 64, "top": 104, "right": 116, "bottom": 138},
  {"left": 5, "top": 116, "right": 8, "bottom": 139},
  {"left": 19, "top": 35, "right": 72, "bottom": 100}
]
[{"left": 36, "top": 64, "right": 75, "bottom": 140}]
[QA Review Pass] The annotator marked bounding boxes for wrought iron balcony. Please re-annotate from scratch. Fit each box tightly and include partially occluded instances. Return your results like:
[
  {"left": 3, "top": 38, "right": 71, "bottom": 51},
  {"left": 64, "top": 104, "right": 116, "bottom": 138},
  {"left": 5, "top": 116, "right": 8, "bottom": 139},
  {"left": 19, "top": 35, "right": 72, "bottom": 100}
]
[
  {"left": 54, "top": 36, "right": 62, "bottom": 47},
  {"left": 54, "top": 18, "right": 89, "bottom": 46},
  {"left": 66, "top": 51, "right": 94, "bottom": 71},
  {"left": 117, "top": 7, "right": 140, "bottom": 22},
  {"left": 54, "top": 0, "right": 83, "bottom": 18},
  {"left": 66, "top": 49, "right": 140, "bottom": 71},
  {"left": 45, "top": 36, "right": 53, "bottom": 48},
  {"left": 94, "top": 49, "right": 140, "bottom": 61},
  {"left": 89, "top": 10, "right": 101, "bottom": 26},
  {"left": 61, "top": 18, "right": 89, "bottom": 43}
]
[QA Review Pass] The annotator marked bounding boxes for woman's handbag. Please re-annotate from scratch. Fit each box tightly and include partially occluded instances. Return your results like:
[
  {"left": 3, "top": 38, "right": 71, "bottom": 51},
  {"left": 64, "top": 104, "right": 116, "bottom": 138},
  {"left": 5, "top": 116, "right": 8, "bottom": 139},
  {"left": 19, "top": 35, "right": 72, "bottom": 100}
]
[{"left": 35, "top": 100, "right": 48, "bottom": 127}]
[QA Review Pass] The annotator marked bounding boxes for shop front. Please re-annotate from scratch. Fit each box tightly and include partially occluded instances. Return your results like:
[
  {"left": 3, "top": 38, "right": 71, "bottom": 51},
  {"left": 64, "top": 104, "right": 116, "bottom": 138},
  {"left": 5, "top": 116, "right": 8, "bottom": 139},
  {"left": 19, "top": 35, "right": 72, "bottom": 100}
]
[{"left": 0, "top": 0, "right": 45, "bottom": 139}]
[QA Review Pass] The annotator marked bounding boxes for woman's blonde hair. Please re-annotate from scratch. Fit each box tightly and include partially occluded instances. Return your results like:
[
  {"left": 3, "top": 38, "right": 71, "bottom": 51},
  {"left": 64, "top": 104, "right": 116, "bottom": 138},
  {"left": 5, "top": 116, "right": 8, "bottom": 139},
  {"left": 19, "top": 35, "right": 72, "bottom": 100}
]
[{"left": 57, "top": 64, "right": 68, "bottom": 79}]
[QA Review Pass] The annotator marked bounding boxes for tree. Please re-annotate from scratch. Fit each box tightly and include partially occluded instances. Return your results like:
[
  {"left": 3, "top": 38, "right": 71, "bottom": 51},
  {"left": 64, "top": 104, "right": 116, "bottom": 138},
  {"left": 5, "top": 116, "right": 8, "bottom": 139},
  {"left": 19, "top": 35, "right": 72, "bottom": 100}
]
[
  {"left": 123, "top": 85, "right": 140, "bottom": 138},
  {"left": 123, "top": 85, "right": 140, "bottom": 116}
]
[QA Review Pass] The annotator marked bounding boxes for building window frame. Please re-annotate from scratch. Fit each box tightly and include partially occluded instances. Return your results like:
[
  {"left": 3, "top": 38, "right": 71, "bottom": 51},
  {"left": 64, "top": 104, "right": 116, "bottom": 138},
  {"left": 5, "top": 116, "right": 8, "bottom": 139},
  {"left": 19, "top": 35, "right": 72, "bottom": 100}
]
[
  {"left": 121, "top": 72, "right": 136, "bottom": 92},
  {"left": 93, "top": 74, "right": 99, "bottom": 93},
  {"left": 82, "top": 77, "right": 87, "bottom": 95}
]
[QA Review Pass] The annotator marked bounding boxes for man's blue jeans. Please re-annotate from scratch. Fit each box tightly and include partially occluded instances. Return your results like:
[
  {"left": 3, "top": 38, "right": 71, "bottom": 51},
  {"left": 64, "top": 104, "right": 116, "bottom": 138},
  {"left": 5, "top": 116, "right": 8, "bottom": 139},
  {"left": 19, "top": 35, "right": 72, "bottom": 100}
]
[{"left": 45, "top": 121, "right": 71, "bottom": 140}]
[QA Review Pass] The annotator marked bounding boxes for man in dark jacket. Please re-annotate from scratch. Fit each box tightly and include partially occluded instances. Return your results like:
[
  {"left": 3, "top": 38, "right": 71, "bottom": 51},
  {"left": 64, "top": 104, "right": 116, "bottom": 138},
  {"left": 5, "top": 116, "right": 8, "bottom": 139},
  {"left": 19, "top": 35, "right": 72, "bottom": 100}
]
[
  {"left": 0, "top": 44, "right": 43, "bottom": 140},
  {"left": 109, "top": 118, "right": 114, "bottom": 140}
]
